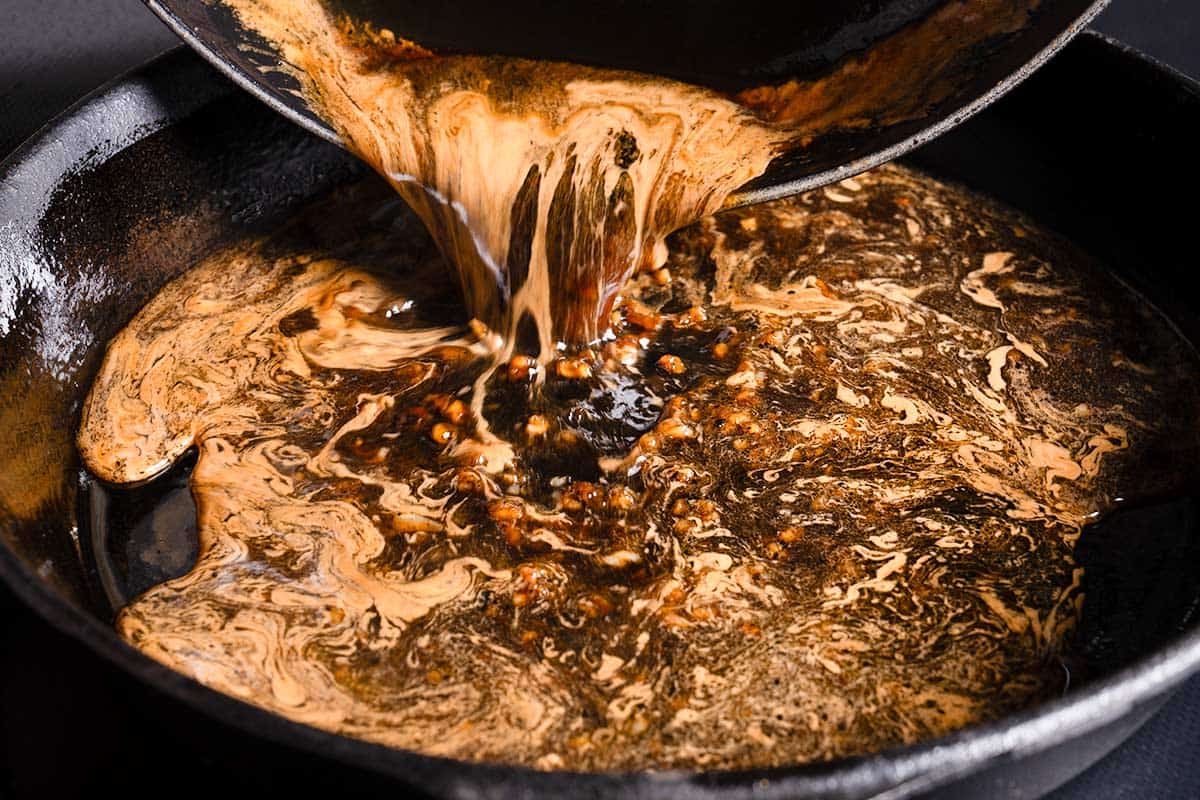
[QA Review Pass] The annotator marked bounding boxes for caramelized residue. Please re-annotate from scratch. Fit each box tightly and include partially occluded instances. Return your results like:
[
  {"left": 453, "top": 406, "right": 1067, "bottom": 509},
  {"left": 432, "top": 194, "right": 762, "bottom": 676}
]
[{"left": 78, "top": 165, "right": 1200, "bottom": 770}]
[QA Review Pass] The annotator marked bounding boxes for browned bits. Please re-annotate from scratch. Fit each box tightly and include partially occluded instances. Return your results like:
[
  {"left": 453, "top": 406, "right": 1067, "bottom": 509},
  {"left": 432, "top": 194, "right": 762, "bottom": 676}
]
[
  {"left": 732, "top": 437, "right": 750, "bottom": 451},
  {"left": 665, "top": 587, "right": 687, "bottom": 605},
  {"left": 563, "top": 481, "right": 603, "bottom": 513},
  {"left": 520, "top": 629, "right": 539, "bottom": 645},
  {"left": 501, "top": 523, "right": 522, "bottom": 547},
  {"left": 507, "top": 354, "right": 535, "bottom": 381},
  {"left": 392, "top": 360, "right": 430, "bottom": 386},
  {"left": 694, "top": 499, "right": 718, "bottom": 521},
  {"left": 677, "top": 305, "right": 706, "bottom": 326},
  {"left": 778, "top": 526, "right": 804, "bottom": 543},
  {"left": 714, "top": 408, "right": 760, "bottom": 439},
  {"left": 430, "top": 422, "right": 457, "bottom": 445},
  {"left": 454, "top": 468, "right": 484, "bottom": 495},
  {"left": 652, "top": 267, "right": 671, "bottom": 285},
  {"left": 578, "top": 593, "right": 613, "bottom": 619},
  {"left": 426, "top": 393, "right": 468, "bottom": 424},
  {"left": 442, "top": 398, "right": 466, "bottom": 424},
  {"left": 607, "top": 485, "right": 636, "bottom": 511},
  {"left": 511, "top": 565, "right": 550, "bottom": 608},
  {"left": 467, "top": 319, "right": 490, "bottom": 340},
  {"left": 487, "top": 498, "right": 524, "bottom": 522},
  {"left": 623, "top": 301, "right": 662, "bottom": 332},
  {"left": 765, "top": 541, "right": 785, "bottom": 559},
  {"left": 671, "top": 498, "right": 690, "bottom": 517},
  {"left": 525, "top": 414, "right": 549, "bottom": 438},
  {"left": 327, "top": 606, "right": 346, "bottom": 625},
  {"left": 663, "top": 396, "right": 688, "bottom": 416},
  {"left": 555, "top": 357, "right": 592, "bottom": 380},
  {"left": 762, "top": 329, "right": 786, "bottom": 349},
  {"left": 656, "top": 417, "right": 696, "bottom": 440},
  {"left": 657, "top": 354, "right": 686, "bottom": 375},
  {"left": 739, "top": 622, "right": 762, "bottom": 637},
  {"left": 519, "top": 564, "right": 545, "bottom": 586},
  {"left": 712, "top": 341, "right": 730, "bottom": 359},
  {"left": 426, "top": 669, "right": 443, "bottom": 685},
  {"left": 673, "top": 518, "right": 697, "bottom": 535}
]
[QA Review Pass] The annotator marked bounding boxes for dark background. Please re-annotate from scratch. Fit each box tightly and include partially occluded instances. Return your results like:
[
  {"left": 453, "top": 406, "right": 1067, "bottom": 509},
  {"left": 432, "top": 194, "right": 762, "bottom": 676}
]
[{"left": 1, "top": 1, "right": 1199, "bottom": 798}]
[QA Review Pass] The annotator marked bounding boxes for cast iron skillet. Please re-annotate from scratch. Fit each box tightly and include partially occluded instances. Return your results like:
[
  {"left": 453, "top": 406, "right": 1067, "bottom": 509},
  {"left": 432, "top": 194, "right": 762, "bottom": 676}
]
[
  {"left": 146, "top": 0, "right": 1109, "bottom": 206},
  {"left": 1, "top": 33, "right": 1199, "bottom": 799}
]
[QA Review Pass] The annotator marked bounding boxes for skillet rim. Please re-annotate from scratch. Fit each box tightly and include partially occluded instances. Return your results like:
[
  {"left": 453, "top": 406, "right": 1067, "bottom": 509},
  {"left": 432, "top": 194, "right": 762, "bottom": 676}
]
[{"left": 140, "top": 0, "right": 1113, "bottom": 209}]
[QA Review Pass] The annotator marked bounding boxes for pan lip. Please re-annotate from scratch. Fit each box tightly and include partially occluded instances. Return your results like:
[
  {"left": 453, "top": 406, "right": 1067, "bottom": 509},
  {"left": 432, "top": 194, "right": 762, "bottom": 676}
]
[
  {"left": 725, "top": 0, "right": 1113, "bottom": 208},
  {"left": 138, "top": 0, "right": 1112, "bottom": 211},
  {"left": 143, "top": 0, "right": 342, "bottom": 147},
  {"left": 1, "top": 34, "right": 1200, "bottom": 799}
]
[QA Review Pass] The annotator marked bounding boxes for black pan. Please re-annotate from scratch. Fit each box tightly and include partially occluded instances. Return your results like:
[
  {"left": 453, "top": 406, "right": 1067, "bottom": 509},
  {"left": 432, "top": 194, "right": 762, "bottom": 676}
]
[
  {"left": 147, "top": 0, "right": 1109, "bottom": 205},
  {"left": 1, "top": 32, "right": 1199, "bottom": 799}
]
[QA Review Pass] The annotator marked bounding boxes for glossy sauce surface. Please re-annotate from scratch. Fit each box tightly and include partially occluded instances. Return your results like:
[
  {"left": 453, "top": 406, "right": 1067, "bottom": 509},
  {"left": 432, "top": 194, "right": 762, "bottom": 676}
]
[{"left": 78, "top": 165, "right": 1200, "bottom": 769}]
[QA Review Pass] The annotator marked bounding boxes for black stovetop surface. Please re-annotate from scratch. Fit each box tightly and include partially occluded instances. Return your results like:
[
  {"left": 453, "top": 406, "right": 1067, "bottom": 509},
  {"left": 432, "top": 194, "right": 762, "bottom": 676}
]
[{"left": 2, "top": 1, "right": 1199, "bottom": 797}]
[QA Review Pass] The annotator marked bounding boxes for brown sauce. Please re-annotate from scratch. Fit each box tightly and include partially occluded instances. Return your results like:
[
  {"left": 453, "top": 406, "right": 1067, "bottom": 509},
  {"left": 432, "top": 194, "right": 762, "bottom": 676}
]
[{"left": 78, "top": 163, "right": 1200, "bottom": 770}]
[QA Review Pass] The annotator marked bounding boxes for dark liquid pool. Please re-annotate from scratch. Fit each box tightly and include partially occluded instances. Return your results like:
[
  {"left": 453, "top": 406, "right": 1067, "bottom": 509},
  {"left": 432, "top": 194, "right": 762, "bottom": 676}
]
[{"left": 76, "top": 165, "right": 1200, "bottom": 770}]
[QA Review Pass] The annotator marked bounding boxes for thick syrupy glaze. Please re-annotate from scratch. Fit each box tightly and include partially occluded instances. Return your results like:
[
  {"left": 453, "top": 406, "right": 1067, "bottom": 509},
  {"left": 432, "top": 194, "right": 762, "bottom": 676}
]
[{"left": 78, "top": 165, "right": 1200, "bottom": 770}]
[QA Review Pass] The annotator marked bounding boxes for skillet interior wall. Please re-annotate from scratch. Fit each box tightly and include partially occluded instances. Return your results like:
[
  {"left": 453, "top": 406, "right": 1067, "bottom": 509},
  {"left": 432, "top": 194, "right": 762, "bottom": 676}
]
[{"left": 0, "top": 83, "right": 365, "bottom": 617}]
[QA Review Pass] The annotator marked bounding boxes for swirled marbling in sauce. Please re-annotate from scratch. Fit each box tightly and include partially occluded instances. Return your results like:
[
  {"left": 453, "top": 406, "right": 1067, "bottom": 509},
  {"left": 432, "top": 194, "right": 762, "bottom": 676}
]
[{"left": 79, "top": 165, "right": 1200, "bottom": 770}]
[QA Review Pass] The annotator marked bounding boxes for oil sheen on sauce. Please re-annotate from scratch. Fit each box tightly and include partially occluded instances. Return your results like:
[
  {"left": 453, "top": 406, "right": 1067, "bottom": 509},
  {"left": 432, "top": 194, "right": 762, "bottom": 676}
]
[{"left": 78, "top": 165, "right": 1200, "bottom": 770}]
